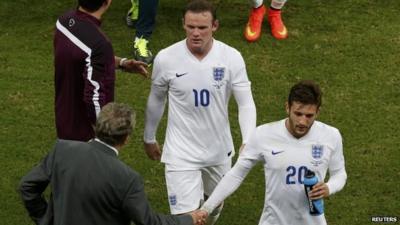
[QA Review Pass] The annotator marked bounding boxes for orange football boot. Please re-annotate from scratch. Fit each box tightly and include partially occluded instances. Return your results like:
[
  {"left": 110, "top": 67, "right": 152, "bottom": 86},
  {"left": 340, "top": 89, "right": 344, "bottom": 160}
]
[
  {"left": 244, "top": 5, "right": 266, "bottom": 42},
  {"left": 267, "top": 8, "right": 288, "bottom": 40}
]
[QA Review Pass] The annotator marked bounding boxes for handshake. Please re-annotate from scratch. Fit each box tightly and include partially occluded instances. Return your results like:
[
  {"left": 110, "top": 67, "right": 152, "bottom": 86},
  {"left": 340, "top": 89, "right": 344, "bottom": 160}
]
[{"left": 189, "top": 209, "right": 209, "bottom": 225}]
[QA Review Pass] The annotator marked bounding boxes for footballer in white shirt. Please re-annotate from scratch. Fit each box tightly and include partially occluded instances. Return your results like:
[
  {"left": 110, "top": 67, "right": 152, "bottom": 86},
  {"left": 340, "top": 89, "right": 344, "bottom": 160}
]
[
  {"left": 143, "top": 1, "right": 256, "bottom": 224},
  {"left": 201, "top": 80, "right": 347, "bottom": 225}
]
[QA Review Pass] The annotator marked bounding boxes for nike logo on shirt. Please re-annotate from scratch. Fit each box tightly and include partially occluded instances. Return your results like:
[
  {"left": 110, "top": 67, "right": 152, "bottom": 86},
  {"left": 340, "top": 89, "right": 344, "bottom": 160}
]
[
  {"left": 176, "top": 72, "right": 188, "bottom": 77},
  {"left": 271, "top": 150, "right": 284, "bottom": 155}
]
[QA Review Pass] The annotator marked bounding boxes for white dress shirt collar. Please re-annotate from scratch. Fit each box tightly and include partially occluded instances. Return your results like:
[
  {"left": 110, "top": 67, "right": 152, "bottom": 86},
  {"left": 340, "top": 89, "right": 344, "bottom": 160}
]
[{"left": 94, "top": 138, "right": 119, "bottom": 156}]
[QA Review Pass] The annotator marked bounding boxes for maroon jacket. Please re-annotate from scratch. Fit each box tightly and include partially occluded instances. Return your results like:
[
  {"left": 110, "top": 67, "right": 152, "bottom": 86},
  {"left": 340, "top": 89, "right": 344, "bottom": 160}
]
[{"left": 54, "top": 10, "right": 115, "bottom": 141}]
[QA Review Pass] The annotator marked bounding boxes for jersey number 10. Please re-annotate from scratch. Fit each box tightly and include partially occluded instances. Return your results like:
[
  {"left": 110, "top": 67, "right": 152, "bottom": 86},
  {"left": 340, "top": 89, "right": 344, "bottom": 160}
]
[{"left": 193, "top": 89, "right": 210, "bottom": 107}]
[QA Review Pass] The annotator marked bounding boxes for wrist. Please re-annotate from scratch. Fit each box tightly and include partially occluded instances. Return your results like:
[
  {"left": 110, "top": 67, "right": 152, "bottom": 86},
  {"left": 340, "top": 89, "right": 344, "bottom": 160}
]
[
  {"left": 118, "top": 58, "right": 128, "bottom": 70},
  {"left": 200, "top": 205, "right": 213, "bottom": 215},
  {"left": 144, "top": 138, "right": 157, "bottom": 144}
]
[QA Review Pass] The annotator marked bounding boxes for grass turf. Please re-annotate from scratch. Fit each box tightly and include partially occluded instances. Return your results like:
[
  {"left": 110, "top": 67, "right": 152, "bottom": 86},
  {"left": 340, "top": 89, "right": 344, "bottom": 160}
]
[{"left": 0, "top": 0, "right": 399, "bottom": 224}]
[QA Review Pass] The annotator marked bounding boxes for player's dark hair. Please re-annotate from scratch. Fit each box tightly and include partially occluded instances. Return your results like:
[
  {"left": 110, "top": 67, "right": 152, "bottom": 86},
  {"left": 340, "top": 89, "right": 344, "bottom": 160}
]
[
  {"left": 183, "top": 0, "right": 217, "bottom": 21},
  {"left": 95, "top": 103, "right": 135, "bottom": 147},
  {"left": 288, "top": 80, "right": 322, "bottom": 108},
  {"left": 78, "top": 0, "right": 107, "bottom": 12}
]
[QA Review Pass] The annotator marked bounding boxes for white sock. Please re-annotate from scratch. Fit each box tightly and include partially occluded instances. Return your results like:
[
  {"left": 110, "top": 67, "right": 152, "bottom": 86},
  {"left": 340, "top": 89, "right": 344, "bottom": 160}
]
[
  {"left": 251, "top": 0, "right": 264, "bottom": 8},
  {"left": 271, "top": 0, "right": 287, "bottom": 10}
]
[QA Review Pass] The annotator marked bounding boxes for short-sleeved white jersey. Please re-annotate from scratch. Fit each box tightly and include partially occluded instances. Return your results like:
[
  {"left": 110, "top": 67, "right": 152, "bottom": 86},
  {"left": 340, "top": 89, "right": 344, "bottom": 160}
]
[
  {"left": 240, "top": 119, "right": 345, "bottom": 225},
  {"left": 152, "top": 39, "right": 251, "bottom": 168}
]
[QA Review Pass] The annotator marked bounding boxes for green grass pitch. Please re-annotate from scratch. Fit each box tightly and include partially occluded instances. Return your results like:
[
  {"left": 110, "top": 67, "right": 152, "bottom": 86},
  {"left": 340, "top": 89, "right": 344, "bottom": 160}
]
[{"left": 0, "top": 0, "right": 399, "bottom": 224}]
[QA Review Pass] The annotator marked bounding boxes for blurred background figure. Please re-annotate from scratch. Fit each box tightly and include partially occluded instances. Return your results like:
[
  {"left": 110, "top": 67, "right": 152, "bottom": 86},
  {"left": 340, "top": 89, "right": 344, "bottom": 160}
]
[
  {"left": 126, "top": 0, "right": 159, "bottom": 64},
  {"left": 244, "top": 0, "right": 289, "bottom": 42}
]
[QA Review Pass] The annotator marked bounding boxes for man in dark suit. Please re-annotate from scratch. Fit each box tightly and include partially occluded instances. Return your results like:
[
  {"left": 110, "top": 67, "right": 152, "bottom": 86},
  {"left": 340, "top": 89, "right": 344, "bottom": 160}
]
[{"left": 19, "top": 103, "right": 206, "bottom": 225}]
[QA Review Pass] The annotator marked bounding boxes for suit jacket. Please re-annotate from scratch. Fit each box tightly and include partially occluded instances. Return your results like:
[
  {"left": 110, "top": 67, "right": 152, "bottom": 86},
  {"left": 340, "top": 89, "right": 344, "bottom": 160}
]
[{"left": 19, "top": 139, "right": 192, "bottom": 225}]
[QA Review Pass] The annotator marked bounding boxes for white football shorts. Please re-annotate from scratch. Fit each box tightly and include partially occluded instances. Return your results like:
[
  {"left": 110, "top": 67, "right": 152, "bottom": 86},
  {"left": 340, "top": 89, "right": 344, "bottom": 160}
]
[{"left": 165, "top": 161, "right": 231, "bottom": 214}]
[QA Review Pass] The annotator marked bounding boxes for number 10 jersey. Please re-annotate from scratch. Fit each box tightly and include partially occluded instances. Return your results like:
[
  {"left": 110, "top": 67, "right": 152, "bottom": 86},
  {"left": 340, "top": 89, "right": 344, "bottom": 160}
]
[{"left": 151, "top": 39, "right": 252, "bottom": 168}]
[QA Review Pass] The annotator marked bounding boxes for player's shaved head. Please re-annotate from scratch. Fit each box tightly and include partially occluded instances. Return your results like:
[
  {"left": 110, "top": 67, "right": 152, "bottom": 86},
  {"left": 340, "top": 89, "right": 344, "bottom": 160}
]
[
  {"left": 183, "top": 0, "right": 217, "bottom": 21},
  {"left": 288, "top": 80, "right": 322, "bottom": 108}
]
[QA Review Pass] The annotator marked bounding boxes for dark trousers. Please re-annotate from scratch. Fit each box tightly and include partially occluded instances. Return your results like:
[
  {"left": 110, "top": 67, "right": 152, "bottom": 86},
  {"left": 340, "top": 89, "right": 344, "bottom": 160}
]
[{"left": 136, "top": 0, "right": 159, "bottom": 39}]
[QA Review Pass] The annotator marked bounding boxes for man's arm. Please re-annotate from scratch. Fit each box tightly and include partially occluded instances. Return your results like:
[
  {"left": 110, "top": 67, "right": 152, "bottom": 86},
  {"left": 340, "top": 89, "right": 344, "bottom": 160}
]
[
  {"left": 201, "top": 156, "right": 257, "bottom": 214},
  {"left": 232, "top": 84, "right": 257, "bottom": 146},
  {"left": 202, "top": 127, "right": 262, "bottom": 213},
  {"left": 309, "top": 130, "right": 347, "bottom": 199},
  {"left": 143, "top": 84, "right": 167, "bottom": 160},
  {"left": 19, "top": 150, "right": 54, "bottom": 224},
  {"left": 325, "top": 130, "right": 347, "bottom": 195},
  {"left": 143, "top": 54, "right": 168, "bottom": 160}
]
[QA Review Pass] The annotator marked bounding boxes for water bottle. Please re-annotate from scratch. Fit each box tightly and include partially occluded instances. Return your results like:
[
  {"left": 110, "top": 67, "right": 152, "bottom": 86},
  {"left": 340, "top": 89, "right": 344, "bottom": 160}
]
[{"left": 304, "top": 169, "right": 324, "bottom": 215}]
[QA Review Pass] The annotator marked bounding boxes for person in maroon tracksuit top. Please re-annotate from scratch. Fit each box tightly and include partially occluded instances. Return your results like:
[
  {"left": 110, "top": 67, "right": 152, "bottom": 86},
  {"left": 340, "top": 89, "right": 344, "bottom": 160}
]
[{"left": 54, "top": 0, "right": 148, "bottom": 141}]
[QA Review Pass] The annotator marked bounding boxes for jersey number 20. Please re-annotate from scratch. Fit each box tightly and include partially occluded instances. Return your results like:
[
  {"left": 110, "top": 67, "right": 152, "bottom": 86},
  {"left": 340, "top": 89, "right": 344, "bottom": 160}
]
[
  {"left": 286, "top": 166, "right": 308, "bottom": 184},
  {"left": 193, "top": 89, "right": 210, "bottom": 107}
]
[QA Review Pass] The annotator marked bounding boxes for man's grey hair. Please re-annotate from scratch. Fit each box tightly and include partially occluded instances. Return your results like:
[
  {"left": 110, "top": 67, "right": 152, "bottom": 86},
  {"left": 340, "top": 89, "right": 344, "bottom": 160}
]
[{"left": 95, "top": 103, "right": 135, "bottom": 146}]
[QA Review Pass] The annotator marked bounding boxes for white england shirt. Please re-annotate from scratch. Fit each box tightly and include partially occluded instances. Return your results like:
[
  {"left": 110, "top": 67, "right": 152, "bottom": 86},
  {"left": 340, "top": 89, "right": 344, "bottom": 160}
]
[
  {"left": 151, "top": 39, "right": 252, "bottom": 168},
  {"left": 202, "top": 119, "right": 347, "bottom": 225},
  {"left": 240, "top": 119, "right": 345, "bottom": 225}
]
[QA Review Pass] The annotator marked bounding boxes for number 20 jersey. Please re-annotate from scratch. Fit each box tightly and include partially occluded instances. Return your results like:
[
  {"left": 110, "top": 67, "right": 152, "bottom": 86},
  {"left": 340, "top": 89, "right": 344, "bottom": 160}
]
[{"left": 240, "top": 119, "right": 346, "bottom": 225}]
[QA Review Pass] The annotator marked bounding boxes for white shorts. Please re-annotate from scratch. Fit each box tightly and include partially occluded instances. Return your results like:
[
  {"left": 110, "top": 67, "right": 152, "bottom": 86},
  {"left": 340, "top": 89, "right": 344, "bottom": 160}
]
[{"left": 165, "top": 161, "right": 231, "bottom": 214}]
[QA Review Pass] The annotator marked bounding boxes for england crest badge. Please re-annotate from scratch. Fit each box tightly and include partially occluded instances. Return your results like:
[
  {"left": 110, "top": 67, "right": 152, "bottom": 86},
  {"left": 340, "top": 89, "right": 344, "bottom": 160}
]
[
  {"left": 213, "top": 67, "right": 225, "bottom": 89},
  {"left": 311, "top": 144, "right": 324, "bottom": 160},
  {"left": 169, "top": 194, "right": 177, "bottom": 206}
]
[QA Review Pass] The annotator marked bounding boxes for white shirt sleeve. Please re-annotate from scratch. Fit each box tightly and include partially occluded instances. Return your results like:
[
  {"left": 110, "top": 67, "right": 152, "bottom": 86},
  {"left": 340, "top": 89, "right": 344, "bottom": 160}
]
[
  {"left": 230, "top": 51, "right": 256, "bottom": 144},
  {"left": 143, "top": 54, "right": 168, "bottom": 143},
  {"left": 201, "top": 157, "right": 256, "bottom": 213},
  {"left": 233, "top": 85, "right": 256, "bottom": 144},
  {"left": 326, "top": 130, "right": 347, "bottom": 195},
  {"left": 202, "top": 128, "right": 262, "bottom": 213}
]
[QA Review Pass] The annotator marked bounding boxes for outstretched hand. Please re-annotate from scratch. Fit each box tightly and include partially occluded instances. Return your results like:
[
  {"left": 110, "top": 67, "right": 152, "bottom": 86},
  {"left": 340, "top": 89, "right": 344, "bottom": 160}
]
[{"left": 121, "top": 59, "right": 149, "bottom": 77}]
